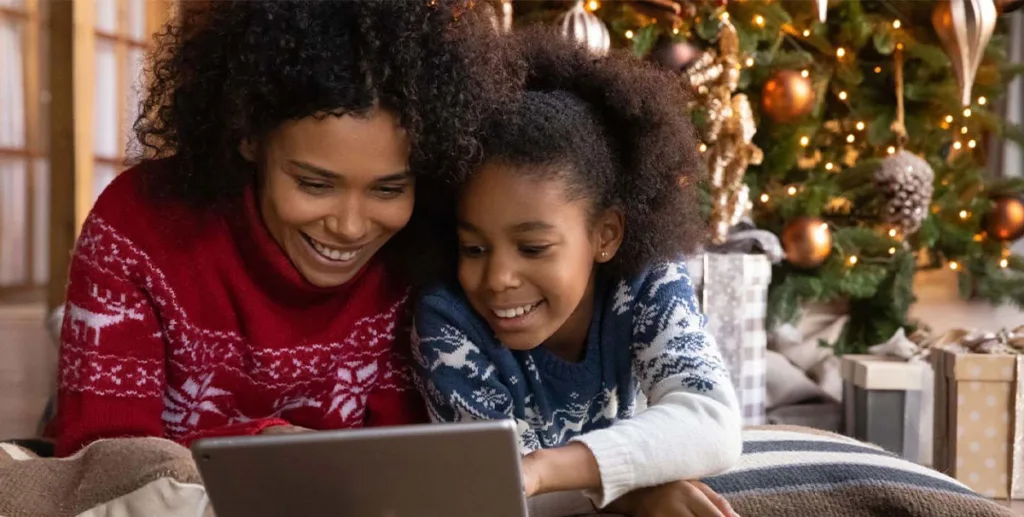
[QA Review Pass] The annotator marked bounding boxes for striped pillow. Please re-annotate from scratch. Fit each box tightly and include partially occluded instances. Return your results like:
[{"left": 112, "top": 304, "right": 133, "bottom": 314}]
[{"left": 702, "top": 426, "right": 1015, "bottom": 517}]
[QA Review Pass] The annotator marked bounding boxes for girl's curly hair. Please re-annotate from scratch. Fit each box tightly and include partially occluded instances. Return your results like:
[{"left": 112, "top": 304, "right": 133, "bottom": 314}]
[
  {"left": 131, "top": 0, "right": 517, "bottom": 284},
  {"left": 478, "top": 27, "right": 707, "bottom": 277}
]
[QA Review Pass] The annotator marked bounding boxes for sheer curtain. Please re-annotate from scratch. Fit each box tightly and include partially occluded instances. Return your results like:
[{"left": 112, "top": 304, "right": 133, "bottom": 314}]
[
  {"left": 0, "top": 14, "right": 28, "bottom": 287},
  {"left": 992, "top": 11, "right": 1023, "bottom": 179}
]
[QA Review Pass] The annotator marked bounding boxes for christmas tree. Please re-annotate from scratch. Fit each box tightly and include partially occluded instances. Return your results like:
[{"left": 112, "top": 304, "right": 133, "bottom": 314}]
[{"left": 499, "top": 0, "right": 1024, "bottom": 353}]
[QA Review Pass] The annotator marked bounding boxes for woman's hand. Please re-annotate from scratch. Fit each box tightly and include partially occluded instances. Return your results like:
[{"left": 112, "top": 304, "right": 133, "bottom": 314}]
[
  {"left": 606, "top": 480, "right": 739, "bottom": 517},
  {"left": 519, "top": 444, "right": 602, "bottom": 497},
  {"left": 259, "top": 424, "right": 310, "bottom": 435}
]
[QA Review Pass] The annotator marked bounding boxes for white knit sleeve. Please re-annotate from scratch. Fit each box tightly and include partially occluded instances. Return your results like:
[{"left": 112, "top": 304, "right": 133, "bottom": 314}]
[{"left": 570, "top": 261, "right": 743, "bottom": 507}]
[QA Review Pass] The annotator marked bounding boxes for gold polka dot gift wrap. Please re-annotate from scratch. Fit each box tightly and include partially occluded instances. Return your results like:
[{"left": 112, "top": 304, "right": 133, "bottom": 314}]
[{"left": 932, "top": 348, "right": 1024, "bottom": 499}]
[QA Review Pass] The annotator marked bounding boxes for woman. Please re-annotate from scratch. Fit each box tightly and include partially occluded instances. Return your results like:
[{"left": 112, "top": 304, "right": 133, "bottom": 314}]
[{"left": 50, "top": 0, "right": 511, "bottom": 457}]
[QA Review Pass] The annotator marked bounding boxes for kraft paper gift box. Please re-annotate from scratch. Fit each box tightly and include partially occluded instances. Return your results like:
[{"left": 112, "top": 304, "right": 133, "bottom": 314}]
[
  {"left": 932, "top": 347, "right": 1024, "bottom": 499},
  {"left": 697, "top": 253, "right": 771, "bottom": 426},
  {"left": 840, "top": 354, "right": 933, "bottom": 465}
]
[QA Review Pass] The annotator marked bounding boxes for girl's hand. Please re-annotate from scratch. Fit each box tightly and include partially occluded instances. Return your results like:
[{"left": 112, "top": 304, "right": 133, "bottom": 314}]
[
  {"left": 520, "top": 454, "right": 543, "bottom": 497},
  {"left": 607, "top": 480, "right": 739, "bottom": 517}
]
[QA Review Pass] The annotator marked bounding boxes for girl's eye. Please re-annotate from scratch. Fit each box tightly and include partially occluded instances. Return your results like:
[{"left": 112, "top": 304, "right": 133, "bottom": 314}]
[
  {"left": 459, "top": 245, "right": 486, "bottom": 258},
  {"left": 297, "top": 178, "right": 332, "bottom": 193},
  {"left": 519, "top": 244, "right": 552, "bottom": 257},
  {"left": 374, "top": 185, "right": 408, "bottom": 199}
]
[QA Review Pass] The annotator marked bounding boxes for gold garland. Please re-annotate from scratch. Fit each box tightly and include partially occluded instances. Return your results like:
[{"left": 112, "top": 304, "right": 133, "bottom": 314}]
[{"left": 686, "top": 19, "right": 763, "bottom": 244}]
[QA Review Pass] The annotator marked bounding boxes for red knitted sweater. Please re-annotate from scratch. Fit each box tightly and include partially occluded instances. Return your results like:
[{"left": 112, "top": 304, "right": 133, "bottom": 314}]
[{"left": 52, "top": 161, "right": 426, "bottom": 457}]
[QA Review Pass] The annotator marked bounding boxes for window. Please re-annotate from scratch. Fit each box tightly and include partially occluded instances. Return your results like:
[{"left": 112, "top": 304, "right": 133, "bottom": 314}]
[{"left": 0, "top": 0, "right": 47, "bottom": 293}]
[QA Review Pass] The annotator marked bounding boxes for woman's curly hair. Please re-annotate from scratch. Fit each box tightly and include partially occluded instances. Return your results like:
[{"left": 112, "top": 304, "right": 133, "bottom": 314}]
[
  {"left": 131, "top": 0, "right": 517, "bottom": 284},
  {"left": 477, "top": 27, "right": 707, "bottom": 277}
]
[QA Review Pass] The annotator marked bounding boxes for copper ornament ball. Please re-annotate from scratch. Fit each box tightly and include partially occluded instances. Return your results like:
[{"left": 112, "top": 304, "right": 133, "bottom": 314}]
[
  {"left": 985, "top": 196, "right": 1024, "bottom": 242},
  {"left": 761, "top": 70, "right": 816, "bottom": 124},
  {"left": 782, "top": 217, "right": 833, "bottom": 269}
]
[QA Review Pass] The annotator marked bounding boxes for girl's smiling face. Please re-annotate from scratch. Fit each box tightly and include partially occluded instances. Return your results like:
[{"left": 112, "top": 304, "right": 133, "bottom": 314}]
[{"left": 456, "top": 161, "right": 622, "bottom": 358}]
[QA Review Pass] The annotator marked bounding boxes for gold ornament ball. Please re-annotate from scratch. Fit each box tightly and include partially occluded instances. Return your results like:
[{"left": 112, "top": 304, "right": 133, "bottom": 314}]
[
  {"left": 985, "top": 196, "right": 1024, "bottom": 242},
  {"left": 761, "top": 70, "right": 815, "bottom": 124},
  {"left": 782, "top": 217, "right": 833, "bottom": 269}
]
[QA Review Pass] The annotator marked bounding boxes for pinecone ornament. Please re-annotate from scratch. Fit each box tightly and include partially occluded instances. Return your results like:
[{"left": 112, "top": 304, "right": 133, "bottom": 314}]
[{"left": 874, "top": 150, "right": 935, "bottom": 235}]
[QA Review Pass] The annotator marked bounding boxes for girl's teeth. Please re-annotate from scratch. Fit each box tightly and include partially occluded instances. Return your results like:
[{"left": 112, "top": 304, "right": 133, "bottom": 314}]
[{"left": 494, "top": 303, "right": 539, "bottom": 319}]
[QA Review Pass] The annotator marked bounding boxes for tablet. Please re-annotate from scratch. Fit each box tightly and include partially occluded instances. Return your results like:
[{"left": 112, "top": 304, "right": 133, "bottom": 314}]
[{"left": 192, "top": 420, "right": 528, "bottom": 517}]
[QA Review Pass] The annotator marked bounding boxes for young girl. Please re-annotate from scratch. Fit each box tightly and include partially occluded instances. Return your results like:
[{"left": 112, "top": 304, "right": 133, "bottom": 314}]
[{"left": 412, "top": 29, "right": 742, "bottom": 516}]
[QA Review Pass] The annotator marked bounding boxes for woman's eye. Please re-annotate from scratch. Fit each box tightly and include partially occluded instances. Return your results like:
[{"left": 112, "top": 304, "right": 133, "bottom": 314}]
[
  {"left": 297, "top": 178, "right": 331, "bottom": 193},
  {"left": 459, "top": 245, "right": 486, "bottom": 258},
  {"left": 519, "top": 244, "right": 552, "bottom": 257},
  {"left": 374, "top": 185, "right": 408, "bottom": 199}
]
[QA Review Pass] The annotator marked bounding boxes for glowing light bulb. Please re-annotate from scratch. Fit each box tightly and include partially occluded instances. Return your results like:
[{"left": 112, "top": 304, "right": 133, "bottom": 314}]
[
  {"left": 969, "top": 139, "right": 977, "bottom": 149},
  {"left": 945, "top": 115, "right": 954, "bottom": 123},
  {"left": 856, "top": 121, "right": 865, "bottom": 131},
  {"left": 953, "top": 141, "right": 963, "bottom": 150},
  {"left": 978, "top": 96, "right": 987, "bottom": 105},
  {"left": 887, "top": 146, "right": 896, "bottom": 155},
  {"left": 746, "top": 57, "right": 755, "bottom": 67},
  {"left": 888, "top": 229, "right": 898, "bottom": 237},
  {"left": 673, "top": 28, "right": 680, "bottom": 35},
  {"left": 961, "top": 126, "right": 969, "bottom": 134},
  {"left": 699, "top": 143, "right": 708, "bottom": 153},
  {"left": 838, "top": 91, "right": 848, "bottom": 100},
  {"left": 587, "top": 0, "right": 600, "bottom": 11},
  {"left": 801, "top": 69, "right": 809, "bottom": 78},
  {"left": 1000, "top": 258, "right": 1009, "bottom": 268},
  {"left": 760, "top": 193, "right": 770, "bottom": 203},
  {"left": 889, "top": 247, "right": 897, "bottom": 255},
  {"left": 846, "top": 134, "right": 855, "bottom": 143},
  {"left": 787, "top": 186, "right": 798, "bottom": 196},
  {"left": 949, "top": 261, "right": 959, "bottom": 271},
  {"left": 754, "top": 15, "right": 765, "bottom": 27},
  {"left": 874, "top": 66, "right": 882, "bottom": 74},
  {"left": 964, "top": 108, "right": 972, "bottom": 117},
  {"left": 848, "top": 256, "right": 858, "bottom": 265},
  {"left": 800, "top": 136, "right": 810, "bottom": 147},
  {"left": 825, "top": 162, "right": 834, "bottom": 171},
  {"left": 893, "top": 20, "right": 902, "bottom": 28},
  {"left": 837, "top": 47, "right": 846, "bottom": 58},
  {"left": 959, "top": 210, "right": 969, "bottom": 220},
  {"left": 803, "top": 29, "right": 811, "bottom": 37},
  {"left": 625, "top": 30, "right": 635, "bottom": 39}
]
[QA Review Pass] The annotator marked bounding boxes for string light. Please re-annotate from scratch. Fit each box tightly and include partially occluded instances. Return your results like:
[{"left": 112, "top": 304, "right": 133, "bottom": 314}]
[
  {"left": 848, "top": 256, "right": 858, "bottom": 265},
  {"left": 746, "top": 57, "right": 755, "bottom": 67},
  {"left": 801, "top": 69, "right": 810, "bottom": 78},
  {"left": 1000, "top": 258, "right": 1009, "bottom": 268},
  {"left": 945, "top": 115, "right": 954, "bottom": 123},
  {"left": 787, "top": 186, "right": 798, "bottom": 196},
  {"left": 720, "top": 12, "right": 730, "bottom": 21},
  {"left": 625, "top": 30, "right": 634, "bottom": 39},
  {"left": 874, "top": 66, "right": 882, "bottom": 74},
  {"left": 893, "top": 20, "right": 902, "bottom": 28},
  {"left": 896, "top": 43, "right": 904, "bottom": 50},
  {"left": 846, "top": 134, "right": 855, "bottom": 143},
  {"left": 673, "top": 27, "right": 680, "bottom": 35},
  {"left": 856, "top": 121, "right": 865, "bottom": 131},
  {"left": 760, "top": 193, "right": 770, "bottom": 203},
  {"left": 803, "top": 29, "right": 811, "bottom": 37},
  {"left": 699, "top": 143, "right": 708, "bottom": 153},
  {"left": 953, "top": 141, "right": 963, "bottom": 150},
  {"left": 978, "top": 96, "right": 987, "bottom": 105},
  {"left": 836, "top": 47, "right": 847, "bottom": 58},
  {"left": 799, "top": 136, "right": 810, "bottom": 147},
  {"left": 587, "top": 0, "right": 600, "bottom": 11},
  {"left": 964, "top": 108, "right": 972, "bottom": 117},
  {"left": 888, "top": 228, "right": 898, "bottom": 238},
  {"left": 949, "top": 261, "right": 959, "bottom": 271},
  {"left": 961, "top": 126, "right": 969, "bottom": 134},
  {"left": 887, "top": 146, "right": 897, "bottom": 154},
  {"left": 825, "top": 162, "right": 835, "bottom": 171},
  {"left": 969, "top": 139, "right": 977, "bottom": 149},
  {"left": 974, "top": 233, "right": 985, "bottom": 242},
  {"left": 754, "top": 15, "right": 766, "bottom": 27},
  {"left": 959, "top": 210, "right": 970, "bottom": 220},
  {"left": 838, "top": 91, "right": 848, "bottom": 100},
  {"left": 889, "top": 247, "right": 897, "bottom": 255}
]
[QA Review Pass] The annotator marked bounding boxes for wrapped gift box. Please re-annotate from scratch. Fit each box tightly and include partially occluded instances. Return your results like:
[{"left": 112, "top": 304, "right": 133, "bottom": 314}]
[
  {"left": 696, "top": 253, "right": 771, "bottom": 426},
  {"left": 840, "top": 354, "right": 932, "bottom": 464},
  {"left": 932, "top": 348, "right": 1023, "bottom": 499}
]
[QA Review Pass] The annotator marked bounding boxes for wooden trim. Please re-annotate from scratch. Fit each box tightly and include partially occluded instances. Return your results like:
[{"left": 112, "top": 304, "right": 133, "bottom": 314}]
[
  {"left": 94, "top": 155, "right": 128, "bottom": 167},
  {"left": 74, "top": 0, "right": 96, "bottom": 233},
  {"left": 23, "top": 0, "right": 41, "bottom": 288},
  {"left": 94, "top": 29, "right": 147, "bottom": 47},
  {"left": 115, "top": 0, "right": 128, "bottom": 163},
  {"left": 0, "top": 5, "right": 29, "bottom": 19},
  {"left": 0, "top": 147, "right": 42, "bottom": 159},
  {"left": 48, "top": 0, "right": 75, "bottom": 312}
]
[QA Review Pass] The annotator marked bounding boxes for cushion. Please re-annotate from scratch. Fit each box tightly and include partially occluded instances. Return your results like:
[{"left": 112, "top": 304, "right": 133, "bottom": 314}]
[{"left": 703, "top": 426, "right": 1016, "bottom": 517}]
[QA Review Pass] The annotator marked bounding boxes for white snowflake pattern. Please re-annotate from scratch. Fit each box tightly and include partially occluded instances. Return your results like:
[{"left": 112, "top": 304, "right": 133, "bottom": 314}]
[
  {"left": 473, "top": 386, "right": 508, "bottom": 410},
  {"left": 162, "top": 372, "right": 231, "bottom": 432}
]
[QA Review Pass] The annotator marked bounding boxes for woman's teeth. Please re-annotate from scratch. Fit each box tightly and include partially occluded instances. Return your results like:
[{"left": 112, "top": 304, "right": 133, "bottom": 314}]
[
  {"left": 493, "top": 302, "right": 540, "bottom": 319},
  {"left": 309, "top": 237, "right": 359, "bottom": 262}
]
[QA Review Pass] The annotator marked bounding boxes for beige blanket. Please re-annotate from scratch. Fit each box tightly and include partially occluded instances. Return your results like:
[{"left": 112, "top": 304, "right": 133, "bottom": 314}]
[{"left": 0, "top": 438, "right": 210, "bottom": 517}]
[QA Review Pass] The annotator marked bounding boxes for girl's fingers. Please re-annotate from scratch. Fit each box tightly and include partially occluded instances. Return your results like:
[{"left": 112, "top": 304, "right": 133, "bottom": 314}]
[{"left": 690, "top": 481, "right": 738, "bottom": 517}]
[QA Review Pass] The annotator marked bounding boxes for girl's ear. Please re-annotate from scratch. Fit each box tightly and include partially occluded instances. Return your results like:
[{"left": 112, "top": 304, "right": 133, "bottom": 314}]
[
  {"left": 594, "top": 208, "right": 624, "bottom": 263},
  {"left": 238, "top": 138, "right": 259, "bottom": 163}
]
